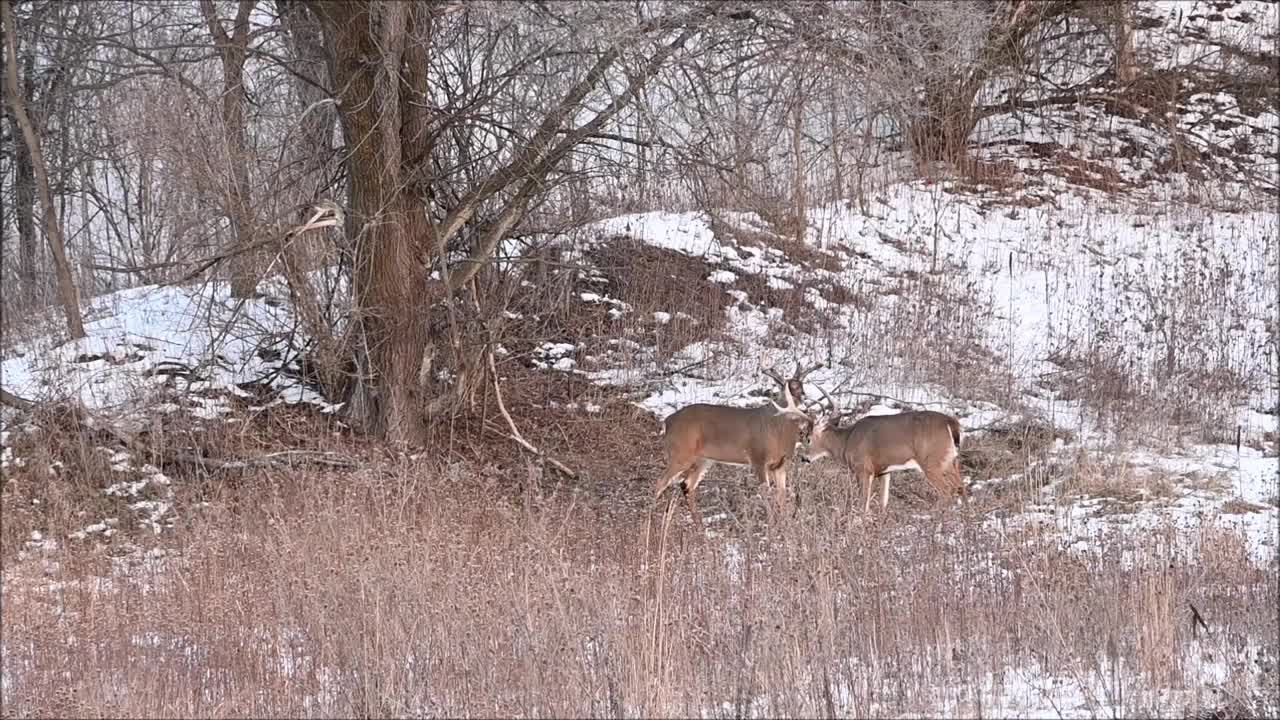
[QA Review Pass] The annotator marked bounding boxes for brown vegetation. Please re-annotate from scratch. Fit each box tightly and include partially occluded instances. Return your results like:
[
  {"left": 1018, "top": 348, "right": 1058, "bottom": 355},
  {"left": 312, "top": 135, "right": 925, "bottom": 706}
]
[{"left": 3, "top": 453, "right": 1275, "bottom": 718}]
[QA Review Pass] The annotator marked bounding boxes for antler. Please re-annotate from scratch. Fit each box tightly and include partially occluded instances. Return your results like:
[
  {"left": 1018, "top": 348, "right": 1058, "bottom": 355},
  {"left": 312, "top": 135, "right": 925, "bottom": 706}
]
[
  {"left": 793, "top": 360, "right": 822, "bottom": 382},
  {"left": 762, "top": 365, "right": 787, "bottom": 389},
  {"left": 814, "top": 384, "right": 839, "bottom": 417},
  {"left": 769, "top": 380, "right": 812, "bottom": 420}
]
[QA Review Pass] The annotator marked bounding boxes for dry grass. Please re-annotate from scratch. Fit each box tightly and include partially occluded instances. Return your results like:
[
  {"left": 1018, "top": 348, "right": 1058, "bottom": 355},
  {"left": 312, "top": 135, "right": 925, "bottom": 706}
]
[
  {"left": 585, "top": 238, "right": 729, "bottom": 362},
  {"left": 1056, "top": 453, "right": 1181, "bottom": 506},
  {"left": 3, "top": 454, "right": 1276, "bottom": 719}
]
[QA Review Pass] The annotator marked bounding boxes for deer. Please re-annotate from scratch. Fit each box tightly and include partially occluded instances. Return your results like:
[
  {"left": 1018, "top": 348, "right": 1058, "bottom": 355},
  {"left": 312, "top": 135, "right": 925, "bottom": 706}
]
[
  {"left": 801, "top": 387, "right": 968, "bottom": 513},
  {"left": 653, "top": 361, "right": 822, "bottom": 524}
]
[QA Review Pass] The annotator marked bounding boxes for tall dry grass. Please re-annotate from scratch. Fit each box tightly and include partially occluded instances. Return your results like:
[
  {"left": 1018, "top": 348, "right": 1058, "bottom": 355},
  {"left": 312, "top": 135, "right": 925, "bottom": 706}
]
[{"left": 3, "top": 459, "right": 1275, "bottom": 718}]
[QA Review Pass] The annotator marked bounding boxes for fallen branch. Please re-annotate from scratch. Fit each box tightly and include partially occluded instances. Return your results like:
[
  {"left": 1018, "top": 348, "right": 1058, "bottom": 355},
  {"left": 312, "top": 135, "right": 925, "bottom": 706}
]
[
  {"left": 655, "top": 357, "right": 712, "bottom": 380},
  {"left": 486, "top": 349, "right": 577, "bottom": 479},
  {"left": 0, "top": 388, "right": 34, "bottom": 411},
  {"left": 209, "top": 450, "right": 357, "bottom": 471}
]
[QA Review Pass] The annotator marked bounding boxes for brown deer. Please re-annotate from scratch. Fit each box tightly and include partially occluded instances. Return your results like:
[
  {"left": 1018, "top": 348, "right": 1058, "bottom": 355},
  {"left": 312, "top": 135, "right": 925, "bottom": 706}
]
[
  {"left": 654, "top": 362, "right": 821, "bottom": 523},
  {"left": 802, "top": 388, "right": 968, "bottom": 512}
]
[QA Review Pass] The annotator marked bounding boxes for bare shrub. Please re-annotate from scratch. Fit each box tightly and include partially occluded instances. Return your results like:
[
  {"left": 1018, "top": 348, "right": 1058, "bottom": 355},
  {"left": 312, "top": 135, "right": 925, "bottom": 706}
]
[{"left": 586, "top": 238, "right": 729, "bottom": 362}]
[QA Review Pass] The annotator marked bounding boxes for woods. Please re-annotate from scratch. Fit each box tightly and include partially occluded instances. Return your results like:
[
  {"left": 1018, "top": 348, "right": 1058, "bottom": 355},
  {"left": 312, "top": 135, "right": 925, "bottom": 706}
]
[{"left": 2, "top": 0, "right": 1275, "bottom": 444}]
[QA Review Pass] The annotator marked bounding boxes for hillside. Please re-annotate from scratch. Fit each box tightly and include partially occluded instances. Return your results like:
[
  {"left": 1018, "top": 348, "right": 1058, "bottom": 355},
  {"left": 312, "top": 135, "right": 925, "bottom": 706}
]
[
  {"left": 4, "top": 174, "right": 1277, "bottom": 717},
  {"left": 2, "top": 0, "right": 1278, "bottom": 717}
]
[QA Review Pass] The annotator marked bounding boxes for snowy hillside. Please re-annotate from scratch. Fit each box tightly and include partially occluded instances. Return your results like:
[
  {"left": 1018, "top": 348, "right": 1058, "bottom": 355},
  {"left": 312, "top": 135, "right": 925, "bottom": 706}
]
[{"left": 4, "top": 177, "right": 1275, "bottom": 563}]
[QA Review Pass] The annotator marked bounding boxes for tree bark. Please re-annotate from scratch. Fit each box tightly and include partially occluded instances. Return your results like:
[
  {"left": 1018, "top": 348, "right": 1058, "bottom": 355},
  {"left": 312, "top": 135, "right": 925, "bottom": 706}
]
[
  {"left": 200, "top": 0, "right": 260, "bottom": 299},
  {"left": 790, "top": 97, "right": 807, "bottom": 243},
  {"left": 309, "top": 1, "right": 432, "bottom": 445},
  {"left": 2, "top": 0, "right": 84, "bottom": 339},
  {"left": 2, "top": 24, "right": 37, "bottom": 299},
  {"left": 1113, "top": 0, "right": 1137, "bottom": 84}
]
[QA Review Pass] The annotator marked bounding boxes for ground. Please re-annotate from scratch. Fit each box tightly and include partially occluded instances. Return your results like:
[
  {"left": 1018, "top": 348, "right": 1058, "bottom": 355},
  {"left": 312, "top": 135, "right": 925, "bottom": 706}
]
[{"left": 2, "top": 0, "right": 1279, "bottom": 715}]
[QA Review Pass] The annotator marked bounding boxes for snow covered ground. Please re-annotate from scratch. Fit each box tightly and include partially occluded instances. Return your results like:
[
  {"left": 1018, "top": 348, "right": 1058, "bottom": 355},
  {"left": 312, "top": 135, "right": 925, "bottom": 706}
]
[
  {"left": 3, "top": 159, "right": 1276, "bottom": 720},
  {"left": 558, "top": 182, "right": 1278, "bottom": 570},
  {"left": 0, "top": 278, "right": 342, "bottom": 418}
]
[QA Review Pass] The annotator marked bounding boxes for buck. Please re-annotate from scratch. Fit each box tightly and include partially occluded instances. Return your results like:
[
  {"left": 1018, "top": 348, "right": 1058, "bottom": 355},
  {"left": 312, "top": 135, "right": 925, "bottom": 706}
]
[
  {"left": 802, "top": 388, "right": 968, "bottom": 512},
  {"left": 654, "top": 362, "right": 821, "bottom": 523}
]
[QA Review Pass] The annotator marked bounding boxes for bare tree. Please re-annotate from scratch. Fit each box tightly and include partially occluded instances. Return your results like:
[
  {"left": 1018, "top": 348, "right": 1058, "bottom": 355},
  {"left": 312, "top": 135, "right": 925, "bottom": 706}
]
[
  {"left": 200, "top": 0, "right": 259, "bottom": 298},
  {"left": 303, "top": 1, "right": 725, "bottom": 444},
  {"left": 1112, "top": 0, "right": 1137, "bottom": 84},
  {"left": 1, "top": 15, "right": 36, "bottom": 296},
  {"left": 859, "top": 1, "right": 1075, "bottom": 166},
  {"left": 2, "top": 0, "right": 84, "bottom": 338}
]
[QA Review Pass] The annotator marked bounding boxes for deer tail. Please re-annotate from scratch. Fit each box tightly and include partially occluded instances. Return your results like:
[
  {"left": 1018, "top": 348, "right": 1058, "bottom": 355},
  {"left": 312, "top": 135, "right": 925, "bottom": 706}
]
[{"left": 948, "top": 416, "right": 962, "bottom": 449}]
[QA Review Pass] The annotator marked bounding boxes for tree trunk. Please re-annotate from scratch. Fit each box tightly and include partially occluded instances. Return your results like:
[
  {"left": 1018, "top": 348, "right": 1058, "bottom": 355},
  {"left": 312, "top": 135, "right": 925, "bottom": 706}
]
[
  {"left": 347, "top": 189, "right": 433, "bottom": 445},
  {"left": 12, "top": 101, "right": 37, "bottom": 293},
  {"left": 200, "top": 0, "right": 260, "bottom": 299},
  {"left": 907, "top": 81, "right": 982, "bottom": 168},
  {"left": 790, "top": 98, "right": 807, "bottom": 243},
  {"left": 280, "top": 0, "right": 336, "bottom": 202},
  {"left": 1114, "top": 0, "right": 1137, "bottom": 84},
  {"left": 277, "top": 1, "right": 348, "bottom": 399},
  {"left": 2, "top": 0, "right": 84, "bottom": 339},
  {"left": 828, "top": 81, "right": 843, "bottom": 205},
  {"left": 3, "top": 28, "right": 37, "bottom": 300},
  {"left": 312, "top": 1, "right": 433, "bottom": 445},
  {"left": 730, "top": 77, "right": 747, "bottom": 208}
]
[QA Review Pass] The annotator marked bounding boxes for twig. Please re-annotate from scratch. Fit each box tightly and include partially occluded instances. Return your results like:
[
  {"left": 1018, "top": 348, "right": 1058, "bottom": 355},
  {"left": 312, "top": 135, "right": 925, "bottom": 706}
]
[
  {"left": 1189, "top": 602, "right": 1210, "bottom": 638},
  {"left": 840, "top": 390, "right": 930, "bottom": 407},
  {"left": 655, "top": 357, "right": 711, "bottom": 379},
  {"left": 163, "top": 202, "right": 343, "bottom": 288},
  {"left": 485, "top": 350, "right": 577, "bottom": 479}
]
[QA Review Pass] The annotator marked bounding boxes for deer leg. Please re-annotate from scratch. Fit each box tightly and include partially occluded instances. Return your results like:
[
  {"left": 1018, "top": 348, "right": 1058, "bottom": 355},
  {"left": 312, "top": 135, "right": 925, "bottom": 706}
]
[
  {"left": 681, "top": 460, "right": 713, "bottom": 523},
  {"left": 753, "top": 461, "right": 779, "bottom": 523},
  {"left": 654, "top": 461, "right": 692, "bottom": 505},
  {"left": 684, "top": 459, "right": 712, "bottom": 495},
  {"left": 857, "top": 467, "right": 875, "bottom": 514},
  {"left": 878, "top": 471, "right": 892, "bottom": 510},
  {"left": 753, "top": 460, "right": 771, "bottom": 494},
  {"left": 681, "top": 486, "right": 703, "bottom": 527},
  {"left": 949, "top": 457, "right": 970, "bottom": 505},
  {"left": 773, "top": 461, "right": 789, "bottom": 513}
]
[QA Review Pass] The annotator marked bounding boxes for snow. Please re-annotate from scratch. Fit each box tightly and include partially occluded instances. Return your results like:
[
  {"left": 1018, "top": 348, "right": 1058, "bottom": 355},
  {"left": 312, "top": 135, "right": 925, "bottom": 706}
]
[
  {"left": 3, "top": 9, "right": 1278, "bottom": 707},
  {"left": 578, "top": 185, "right": 1277, "bottom": 435},
  {"left": 559, "top": 179, "right": 1280, "bottom": 579},
  {"left": 532, "top": 342, "right": 578, "bottom": 372},
  {"left": 990, "top": 445, "right": 1279, "bottom": 567},
  {"left": 0, "top": 281, "right": 338, "bottom": 420}
]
